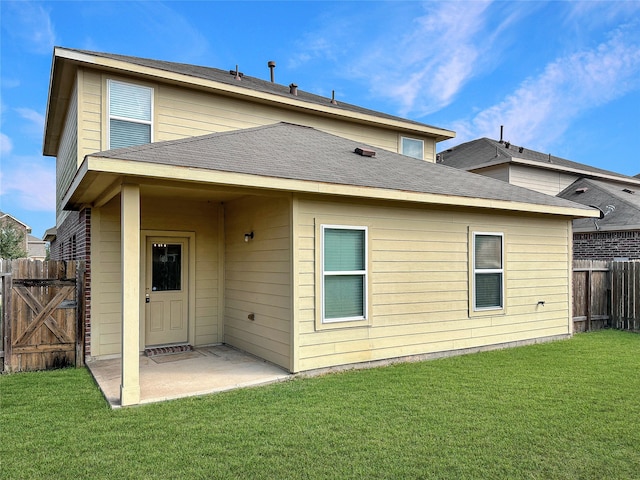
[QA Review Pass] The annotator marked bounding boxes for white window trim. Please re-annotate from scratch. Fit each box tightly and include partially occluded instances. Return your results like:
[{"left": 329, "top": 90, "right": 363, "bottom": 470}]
[
  {"left": 321, "top": 224, "right": 368, "bottom": 324},
  {"left": 472, "top": 231, "right": 504, "bottom": 312},
  {"left": 400, "top": 136, "right": 424, "bottom": 160},
  {"left": 106, "top": 79, "right": 154, "bottom": 149}
]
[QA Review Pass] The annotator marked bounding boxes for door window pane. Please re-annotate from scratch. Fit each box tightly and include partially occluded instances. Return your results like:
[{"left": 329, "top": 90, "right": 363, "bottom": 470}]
[{"left": 152, "top": 243, "right": 181, "bottom": 291}]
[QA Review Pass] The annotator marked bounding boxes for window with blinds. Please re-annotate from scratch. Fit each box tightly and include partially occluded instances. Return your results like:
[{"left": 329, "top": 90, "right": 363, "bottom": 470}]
[
  {"left": 322, "top": 226, "right": 367, "bottom": 323},
  {"left": 473, "top": 233, "right": 504, "bottom": 310},
  {"left": 107, "top": 80, "right": 152, "bottom": 149},
  {"left": 401, "top": 136, "right": 424, "bottom": 160}
]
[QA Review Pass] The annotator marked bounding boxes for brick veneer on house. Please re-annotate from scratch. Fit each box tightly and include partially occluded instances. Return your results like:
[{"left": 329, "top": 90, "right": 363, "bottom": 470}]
[
  {"left": 573, "top": 230, "right": 640, "bottom": 260},
  {"left": 50, "top": 208, "right": 92, "bottom": 356}
]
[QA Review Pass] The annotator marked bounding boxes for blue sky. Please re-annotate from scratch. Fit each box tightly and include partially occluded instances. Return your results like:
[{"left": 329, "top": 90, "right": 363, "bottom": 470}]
[{"left": 1, "top": 1, "right": 639, "bottom": 238}]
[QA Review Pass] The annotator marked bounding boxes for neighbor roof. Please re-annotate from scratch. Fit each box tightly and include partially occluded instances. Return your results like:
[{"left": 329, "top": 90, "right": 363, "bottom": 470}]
[
  {"left": 0, "top": 211, "right": 31, "bottom": 231},
  {"left": 438, "top": 138, "right": 640, "bottom": 186},
  {"left": 558, "top": 178, "right": 640, "bottom": 232},
  {"left": 80, "top": 122, "right": 596, "bottom": 218}
]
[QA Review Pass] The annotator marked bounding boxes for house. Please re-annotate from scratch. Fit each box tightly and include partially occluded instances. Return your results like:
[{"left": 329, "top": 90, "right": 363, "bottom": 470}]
[
  {"left": 0, "top": 210, "right": 46, "bottom": 259},
  {"left": 438, "top": 137, "right": 640, "bottom": 260},
  {"left": 27, "top": 235, "right": 47, "bottom": 261},
  {"left": 43, "top": 47, "right": 597, "bottom": 405},
  {"left": 1, "top": 211, "right": 30, "bottom": 257},
  {"left": 558, "top": 179, "right": 640, "bottom": 260}
]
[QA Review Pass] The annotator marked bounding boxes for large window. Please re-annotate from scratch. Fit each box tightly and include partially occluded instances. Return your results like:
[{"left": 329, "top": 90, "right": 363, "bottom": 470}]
[
  {"left": 107, "top": 79, "right": 153, "bottom": 149},
  {"left": 473, "top": 233, "right": 504, "bottom": 310},
  {"left": 401, "top": 137, "right": 424, "bottom": 160},
  {"left": 321, "top": 225, "right": 367, "bottom": 323}
]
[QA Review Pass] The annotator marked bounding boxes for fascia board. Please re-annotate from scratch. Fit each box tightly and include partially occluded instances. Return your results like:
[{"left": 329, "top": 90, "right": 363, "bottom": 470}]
[
  {"left": 83, "top": 155, "right": 600, "bottom": 219},
  {"left": 54, "top": 48, "right": 455, "bottom": 141}
]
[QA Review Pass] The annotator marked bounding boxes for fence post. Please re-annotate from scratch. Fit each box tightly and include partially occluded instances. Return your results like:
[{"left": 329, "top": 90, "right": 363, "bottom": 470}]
[{"left": 2, "top": 262, "right": 13, "bottom": 373}]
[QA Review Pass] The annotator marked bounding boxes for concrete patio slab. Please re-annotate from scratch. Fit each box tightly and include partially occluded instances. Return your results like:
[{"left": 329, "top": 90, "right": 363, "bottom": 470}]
[{"left": 86, "top": 345, "right": 291, "bottom": 408}]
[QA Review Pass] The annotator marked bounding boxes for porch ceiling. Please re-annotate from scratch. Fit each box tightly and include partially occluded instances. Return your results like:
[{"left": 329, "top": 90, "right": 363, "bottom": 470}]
[{"left": 63, "top": 169, "right": 254, "bottom": 210}]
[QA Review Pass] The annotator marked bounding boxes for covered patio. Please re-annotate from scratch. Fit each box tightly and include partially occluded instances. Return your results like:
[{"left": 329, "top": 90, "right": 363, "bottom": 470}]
[{"left": 87, "top": 345, "right": 291, "bottom": 408}]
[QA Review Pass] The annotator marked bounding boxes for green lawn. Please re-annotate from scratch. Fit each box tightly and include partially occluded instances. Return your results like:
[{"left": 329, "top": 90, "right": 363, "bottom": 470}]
[{"left": 1, "top": 330, "right": 639, "bottom": 479}]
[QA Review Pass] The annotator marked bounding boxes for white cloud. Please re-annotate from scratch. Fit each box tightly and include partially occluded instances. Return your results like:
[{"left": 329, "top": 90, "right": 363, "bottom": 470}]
[
  {"left": 2, "top": 1, "right": 56, "bottom": 54},
  {"left": 15, "top": 108, "right": 45, "bottom": 135},
  {"left": 0, "top": 133, "right": 13, "bottom": 155},
  {"left": 0, "top": 154, "right": 55, "bottom": 212},
  {"left": 448, "top": 20, "right": 640, "bottom": 150}
]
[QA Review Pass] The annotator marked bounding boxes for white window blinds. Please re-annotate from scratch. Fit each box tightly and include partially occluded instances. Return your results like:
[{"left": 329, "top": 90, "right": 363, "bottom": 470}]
[
  {"left": 108, "top": 80, "right": 152, "bottom": 149},
  {"left": 322, "top": 227, "right": 367, "bottom": 322}
]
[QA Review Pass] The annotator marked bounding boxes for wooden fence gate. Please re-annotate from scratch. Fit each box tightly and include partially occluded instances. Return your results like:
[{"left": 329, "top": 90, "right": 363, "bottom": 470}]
[{"left": 1, "top": 259, "right": 85, "bottom": 373}]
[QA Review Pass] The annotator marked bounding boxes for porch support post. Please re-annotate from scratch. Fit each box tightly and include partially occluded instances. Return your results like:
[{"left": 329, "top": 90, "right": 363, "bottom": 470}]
[{"left": 120, "top": 183, "right": 141, "bottom": 406}]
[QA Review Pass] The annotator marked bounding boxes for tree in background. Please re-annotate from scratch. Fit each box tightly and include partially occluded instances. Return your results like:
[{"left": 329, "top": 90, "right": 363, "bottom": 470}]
[{"left": 0, "top": 224, "right": 28, "bottom": 259}]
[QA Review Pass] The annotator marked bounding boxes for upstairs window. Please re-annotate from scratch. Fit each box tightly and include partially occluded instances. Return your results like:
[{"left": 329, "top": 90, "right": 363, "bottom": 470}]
[
  {"left": 107, "top": 79, "right": 153, "bottom": 149},
  {"left": 473, "top": 233, "right": 504, "bottom": 310},
  {"left": 322, "top": 225, "right": 368, "bottom": 323},
  {"left": 401, "top": 137, "right": 424, "bottom": 160}
]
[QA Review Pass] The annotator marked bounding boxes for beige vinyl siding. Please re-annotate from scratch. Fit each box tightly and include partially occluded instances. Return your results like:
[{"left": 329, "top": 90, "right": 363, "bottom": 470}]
[
  {"left": 224, "top": 195, "right": 291, "bottom": 369},
  {"left": 55, "top": 81, "right": 78, "bottom": 224},
  {"left": 79, "top": 69, "right": 103, "bottom": 157},
  {"left": 295, "top": 196, "right": 571, "bottom": 372},
  {"left": 155, "top": 83, "right": 438, "bottom": 161},
  {"left": 89, "top": 194, "right": 221, "bottom": 357},
  {"left": 90, "top": 198, "right": 121, "bottom": 357},
  {"left": 76, "top": 69, "right": 439, "bottom": 161},
  {"left": 473, "top": 164, "right": 510, "bottom": 183},
  {"left": 140, "top": 196, "right": 220, "bottom": 346},
  {"left": 509, "top": 164, "right": 578, "bottom": 196}
]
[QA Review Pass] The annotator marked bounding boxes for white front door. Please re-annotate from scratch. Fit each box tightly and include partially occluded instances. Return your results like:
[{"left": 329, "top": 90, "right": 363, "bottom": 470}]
[{"left": 145, "top": 237, "right": 189, "bottom": 346}]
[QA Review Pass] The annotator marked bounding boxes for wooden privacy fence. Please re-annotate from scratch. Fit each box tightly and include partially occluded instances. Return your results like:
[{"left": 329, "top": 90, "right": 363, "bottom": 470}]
[
  {"left": 1, "top": 259, "right": 85, "bottom": 373},
  {"left": 573, "top": 260, "right": 640, "bottom": 333},
  {"left": 611, "top": 260, "right": 640, "bottom": 331}
]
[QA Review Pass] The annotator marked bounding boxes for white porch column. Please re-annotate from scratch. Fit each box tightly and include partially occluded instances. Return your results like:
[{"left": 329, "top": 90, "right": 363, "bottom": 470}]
[{"left": 120, "top": 183, "right": 141, "bottom": 406}]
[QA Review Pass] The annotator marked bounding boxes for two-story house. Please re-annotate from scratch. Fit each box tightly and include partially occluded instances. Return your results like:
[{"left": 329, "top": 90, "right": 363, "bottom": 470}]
[{"left": 43, "top": 48, "right": 596, "bottom": 405}]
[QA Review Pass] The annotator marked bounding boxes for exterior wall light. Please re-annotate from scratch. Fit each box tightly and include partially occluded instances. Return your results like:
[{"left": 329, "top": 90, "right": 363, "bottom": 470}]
[{"left": 244, "top": 232, "right": 254, "bottom": 242}]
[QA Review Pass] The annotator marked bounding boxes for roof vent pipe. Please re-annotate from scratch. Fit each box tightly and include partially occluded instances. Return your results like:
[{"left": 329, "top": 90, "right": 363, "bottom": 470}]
[
  {"left": 499, "top": 125, "right": 504, "bottom": 143},
  {"left": 289, "top": 83, "right": 298, "bottom": 96},
  {"left": 268, "top": 60, "right": 276, "bottom": 83},
  {"left": 330, "top": 90, "right": 338, "bottom": 105},
  {"left": 233, "top": 65, "right": 242, "bottom": 81}
]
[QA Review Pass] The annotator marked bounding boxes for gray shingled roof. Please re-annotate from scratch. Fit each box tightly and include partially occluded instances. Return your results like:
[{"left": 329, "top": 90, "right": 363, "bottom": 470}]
[
  {"left": 67, "top": 48, "right": 445, "bottom": 132},
  {"left": 558, "top": 178, "right": 640, "bottom": 231},
  {"left": 438, "top": 137, "right": 635, "bottom": 181},
  {"left": 90, "top": 122, "right": 593, "bottom": 213}
]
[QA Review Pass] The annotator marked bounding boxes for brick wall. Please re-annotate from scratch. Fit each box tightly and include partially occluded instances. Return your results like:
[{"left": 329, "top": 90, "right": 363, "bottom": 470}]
[
  {"left": 50, "top": 208, "right": 92, "bottom": 356},
  {"left": 574, "top": 230, "right": 640, "bottom": 261}
]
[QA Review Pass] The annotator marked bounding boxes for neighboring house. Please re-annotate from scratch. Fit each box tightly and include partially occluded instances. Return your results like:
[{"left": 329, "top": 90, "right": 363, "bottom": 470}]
[
  {"left": 558, "top": 179, "right": 640, "bottom": 260},
  {"left": 0, "top": 211, "right": 30, "bottom": 256},
  {"left": 43, "top": 47, "right": 597, "bottom": 405},
  {"left": 0, "top": 210, "right": 46, "bottom": 259},
  {"left": 438, "top": 137, "right": 640, "bottom": 260},
  {"left": 27, "top": 235, "right": 47, "bottom": 261}
]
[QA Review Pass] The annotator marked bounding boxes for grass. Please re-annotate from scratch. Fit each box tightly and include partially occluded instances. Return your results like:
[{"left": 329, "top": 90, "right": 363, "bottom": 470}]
[{"left": 1, "top": 330, "right": 639, "bottom": 479}]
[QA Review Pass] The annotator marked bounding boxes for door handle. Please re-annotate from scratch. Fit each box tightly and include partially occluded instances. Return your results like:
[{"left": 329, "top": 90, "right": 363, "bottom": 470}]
[{"left": 145, "top": 293, "right": 150, "bottom": 304}]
